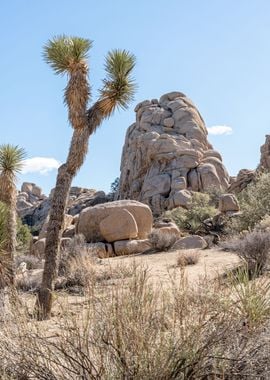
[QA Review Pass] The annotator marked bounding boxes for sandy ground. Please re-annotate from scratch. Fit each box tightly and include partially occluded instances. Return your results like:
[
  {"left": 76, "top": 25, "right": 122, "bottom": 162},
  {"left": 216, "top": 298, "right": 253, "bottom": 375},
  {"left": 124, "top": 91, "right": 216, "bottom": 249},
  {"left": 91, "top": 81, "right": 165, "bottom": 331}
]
[
  {"left": 102, "top": 248, "right": 240, "bottom": 286},
  {"left": 19, "top": 247, "right": 240, "bottom": 328}
]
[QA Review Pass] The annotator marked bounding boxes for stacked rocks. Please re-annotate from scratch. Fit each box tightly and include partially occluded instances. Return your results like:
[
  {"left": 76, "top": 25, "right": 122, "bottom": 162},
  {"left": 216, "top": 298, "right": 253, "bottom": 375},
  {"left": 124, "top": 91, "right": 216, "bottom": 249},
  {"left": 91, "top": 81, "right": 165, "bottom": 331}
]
[{"left": 118, "top": 92, "right": 230, "bottom": 215}]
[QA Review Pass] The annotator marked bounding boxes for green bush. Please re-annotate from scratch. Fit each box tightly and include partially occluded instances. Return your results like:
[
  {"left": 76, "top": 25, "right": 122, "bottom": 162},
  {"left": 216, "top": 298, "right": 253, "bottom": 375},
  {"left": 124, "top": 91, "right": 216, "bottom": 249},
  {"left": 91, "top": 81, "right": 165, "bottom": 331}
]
[
  {"left": 232, "top": 172, "right": 270, "bottom": 232},
  {"left": 16, "top": 219, "right": 32, "bottom": 252},
  {"left": 166, "top": 192, "right": 216, "bottom": 233}
]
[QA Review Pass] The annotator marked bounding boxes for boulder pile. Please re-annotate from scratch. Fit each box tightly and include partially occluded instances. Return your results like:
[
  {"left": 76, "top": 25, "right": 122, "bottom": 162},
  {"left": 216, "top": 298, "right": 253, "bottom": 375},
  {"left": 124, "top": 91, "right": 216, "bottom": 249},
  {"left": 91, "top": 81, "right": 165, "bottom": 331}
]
[{"left": 118, "top": 92, "right": 230, "bottom": 215}]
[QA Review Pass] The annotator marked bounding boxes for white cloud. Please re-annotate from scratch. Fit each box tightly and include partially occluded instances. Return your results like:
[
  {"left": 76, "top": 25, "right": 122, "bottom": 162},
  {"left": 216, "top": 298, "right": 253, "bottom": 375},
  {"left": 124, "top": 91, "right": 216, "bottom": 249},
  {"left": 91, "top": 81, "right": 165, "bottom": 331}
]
[
  {"left": 207, "top": 125, "right": 233, "bottom": 136},
  {"left": 21, "top": 157, "right": 61, "bottom": 175}
]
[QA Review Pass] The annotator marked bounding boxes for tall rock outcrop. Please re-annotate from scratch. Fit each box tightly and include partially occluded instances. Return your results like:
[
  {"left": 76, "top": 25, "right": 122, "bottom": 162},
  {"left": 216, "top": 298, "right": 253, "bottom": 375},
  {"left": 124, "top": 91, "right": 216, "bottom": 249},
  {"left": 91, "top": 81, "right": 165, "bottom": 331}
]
[
  {"left": 259, "top": 135, "right": 270, "bottom": 170},
  {"left": 228, "top": 134, "right": 270, "bottom": 194},
  {"left": 118, "top": 92, "right": 230, "bottom": 215}
]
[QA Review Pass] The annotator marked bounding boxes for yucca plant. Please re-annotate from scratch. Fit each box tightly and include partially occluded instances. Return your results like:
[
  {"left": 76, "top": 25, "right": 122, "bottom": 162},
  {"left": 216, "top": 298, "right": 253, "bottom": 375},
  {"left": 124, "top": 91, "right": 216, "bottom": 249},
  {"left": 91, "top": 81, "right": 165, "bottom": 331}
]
[
  {"left": 0, "top": 145, "right": 26, "bottom": 286},
  {"left": 0, "top": 145, "right": 25, "bottom": 316},
  {"left": 37, "top": 35, "right": 136, "bottom": 319}
]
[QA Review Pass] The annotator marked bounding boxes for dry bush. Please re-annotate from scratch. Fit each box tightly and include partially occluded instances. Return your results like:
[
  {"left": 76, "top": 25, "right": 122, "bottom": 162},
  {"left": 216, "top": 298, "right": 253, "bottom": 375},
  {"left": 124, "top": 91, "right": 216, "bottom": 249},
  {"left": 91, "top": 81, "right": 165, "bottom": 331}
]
[
  {"left": 15, "top": 255, "right": 43, "bottom": 270},
  {"left": 1, "top": 266, "right": 270, "bottom": 379},
  {"left": 148, "top": 229, "right": 179, "bottom": 251},
  {"left": 176, "top": 250, "right": 200, "bottom": 267},
  {"left": 221, "top": 230, "right": 270, "bottom": 275}
]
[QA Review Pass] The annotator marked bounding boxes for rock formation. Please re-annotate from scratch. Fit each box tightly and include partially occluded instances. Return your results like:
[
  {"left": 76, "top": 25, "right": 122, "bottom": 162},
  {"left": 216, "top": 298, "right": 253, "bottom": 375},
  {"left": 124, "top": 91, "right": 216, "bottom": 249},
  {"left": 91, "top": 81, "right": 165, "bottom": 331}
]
[
  {"left": 118, "top": 92, "right": 230, "bottom": 215},
  {"left": 17, "top": 183, "right": 109, "bottom": 232},
  {"left": 228, "top": 135, "right": 270, "bottom": 194},
  {"left": 259, "top": 135, "right": 270, "bottom": 170}
]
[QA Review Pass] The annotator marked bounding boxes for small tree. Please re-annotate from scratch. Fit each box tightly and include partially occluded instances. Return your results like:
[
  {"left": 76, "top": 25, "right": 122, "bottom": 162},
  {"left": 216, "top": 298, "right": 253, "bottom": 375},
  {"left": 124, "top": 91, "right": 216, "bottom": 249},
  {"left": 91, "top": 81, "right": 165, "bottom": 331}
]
[{"left": 36, "top": 36, "right": 136, "bottom": 319}]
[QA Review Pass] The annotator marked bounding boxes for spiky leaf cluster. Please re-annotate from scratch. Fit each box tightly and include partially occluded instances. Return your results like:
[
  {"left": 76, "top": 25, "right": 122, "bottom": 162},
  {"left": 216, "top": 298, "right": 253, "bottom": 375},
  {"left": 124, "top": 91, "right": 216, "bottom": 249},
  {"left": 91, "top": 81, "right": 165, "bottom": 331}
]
[
  {"left": 0, "top": 144, "right": 26, "bottom": 177},
  {"left": 98, "top": 49, "right": 136, "bottom": 117},
  {"left": 43, "top": 35, "right": 92, "bottom": 75}
]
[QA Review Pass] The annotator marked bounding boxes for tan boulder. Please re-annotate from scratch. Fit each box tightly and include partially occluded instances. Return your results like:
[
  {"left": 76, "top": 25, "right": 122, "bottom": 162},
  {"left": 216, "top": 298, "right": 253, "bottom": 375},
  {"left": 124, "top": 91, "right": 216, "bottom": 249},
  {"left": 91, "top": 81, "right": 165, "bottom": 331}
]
[
  {"left": 114, "top": 239, "right": 152, "bottom": 256},
  {"left": 158, "top": 223, "right": 180, "bottom": 236},
  {"left": 100, "top": 209, "right": 138, "bottom": 243},
  {"left": 172, "top": 235, "right": 207, "bottom": 250},
  {"left": 219, "top": 194, "right": 240, "bottom": 213},
  {"left": 77, "top": 200, "right": 153, "bottom": 243}
]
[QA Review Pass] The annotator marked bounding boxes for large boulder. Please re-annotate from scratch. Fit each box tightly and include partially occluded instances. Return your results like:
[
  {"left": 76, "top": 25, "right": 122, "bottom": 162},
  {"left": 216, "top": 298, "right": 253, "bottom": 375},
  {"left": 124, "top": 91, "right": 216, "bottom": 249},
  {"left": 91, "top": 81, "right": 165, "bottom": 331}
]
[
  {"left": 118, "top": 92, "right": 230, "bottom": 215},
  {"left": 99, "top": 209, "right": 138, "bottom": 242},
  {"left": 77, "top": 200, "right": 153, "bottom": 243},
  {"left": 218, "top": 194, "right": 240, "bottom": 213}
]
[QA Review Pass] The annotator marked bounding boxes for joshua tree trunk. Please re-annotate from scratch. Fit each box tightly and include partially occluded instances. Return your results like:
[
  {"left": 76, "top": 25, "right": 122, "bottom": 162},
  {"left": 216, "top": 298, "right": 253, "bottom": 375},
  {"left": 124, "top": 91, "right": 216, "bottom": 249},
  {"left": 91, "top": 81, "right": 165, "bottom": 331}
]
[{"left": 36, "top": 106, "right": 102, "bottom": 320}]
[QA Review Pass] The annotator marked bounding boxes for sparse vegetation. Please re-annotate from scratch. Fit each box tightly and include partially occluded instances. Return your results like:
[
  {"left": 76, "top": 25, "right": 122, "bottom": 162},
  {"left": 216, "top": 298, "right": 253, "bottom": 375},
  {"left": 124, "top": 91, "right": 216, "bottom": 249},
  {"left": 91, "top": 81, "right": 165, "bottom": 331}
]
[
  {"left": 1, "top": 265, "right": 270, "bottom": 379},
  {"left": 231, "top": 172, "right": 270, "bottom": 232},
  {"left": 148, "top": 228, "right": 179, "bottom": 251},
  {"left": 177, "top": 250, "right": 200, "bottom": 266},
  {"left": 166, "top": 192, "right": 216, "bottom": 234},
  {"left": 221, "top": 230, "right": 270, "bottom": 275},
  {"left": 16, "top": 219, "right": 32, "bottom": 252}
]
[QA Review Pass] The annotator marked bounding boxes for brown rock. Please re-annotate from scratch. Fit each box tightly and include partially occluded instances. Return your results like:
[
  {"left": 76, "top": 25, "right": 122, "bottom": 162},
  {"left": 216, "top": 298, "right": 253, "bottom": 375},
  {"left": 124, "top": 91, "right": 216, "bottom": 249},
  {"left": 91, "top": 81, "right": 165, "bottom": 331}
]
[
  {"left": 219, "top": 194, "right": 240, "bottom": 213},
  {"left": 172, "top": 235, "right": 207, "bottom": 250}
]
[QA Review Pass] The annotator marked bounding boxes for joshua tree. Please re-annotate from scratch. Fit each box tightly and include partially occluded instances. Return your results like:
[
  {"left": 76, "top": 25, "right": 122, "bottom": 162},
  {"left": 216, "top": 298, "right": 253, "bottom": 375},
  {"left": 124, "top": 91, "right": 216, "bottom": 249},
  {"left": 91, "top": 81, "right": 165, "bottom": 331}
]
[
  {"left": 36, "top": 36, "right": 136, "bottom": 319},
  {"left": 0, "top": 144, "right": 25, "bottom": 313}
]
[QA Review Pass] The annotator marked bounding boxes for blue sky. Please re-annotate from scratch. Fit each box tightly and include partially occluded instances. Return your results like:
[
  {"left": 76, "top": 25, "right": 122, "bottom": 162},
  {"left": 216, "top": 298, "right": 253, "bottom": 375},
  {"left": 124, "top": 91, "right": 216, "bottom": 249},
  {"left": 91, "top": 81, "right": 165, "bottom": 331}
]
[{"left": 1, "top": 0, "right": 270, "bottom": 195}]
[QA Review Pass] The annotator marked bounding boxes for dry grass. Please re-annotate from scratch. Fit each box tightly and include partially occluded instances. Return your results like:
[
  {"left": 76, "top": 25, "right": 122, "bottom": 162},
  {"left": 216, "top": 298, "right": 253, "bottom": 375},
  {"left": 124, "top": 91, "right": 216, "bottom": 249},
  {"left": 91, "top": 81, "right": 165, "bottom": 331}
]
[
  {"left": 176, "top": 250, "right": 200, "bottom": 267},
  {"left": 148, "top": 228, "right": 179, "bottom": 251},
  {"left": 1, "top": 265, "right": 270, "bottom": 379},
  {"left": 221, "top": 230, "right": 270, "bottom": 275}
]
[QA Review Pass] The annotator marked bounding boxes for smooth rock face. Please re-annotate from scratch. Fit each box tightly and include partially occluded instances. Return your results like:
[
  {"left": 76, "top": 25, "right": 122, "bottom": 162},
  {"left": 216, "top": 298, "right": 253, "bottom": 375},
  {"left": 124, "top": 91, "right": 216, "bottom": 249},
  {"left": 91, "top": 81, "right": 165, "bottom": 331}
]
[
  {"left": 218, "top": 194, "right": 240, "bottom": 213},
  {"left": 172, "top": 235, "right": 207, "bottom": 250},
  {"left": 118, "top": 92, "right": 230, "bottom": 215},
  {"left": 114, "top": 239, "right": 152, "bottom": 256},
  {"left": 77, "top": 200, "right": 153, "bottom": 243},
  {"left": 99, "top": 209, "right": 138, "bottom": 243}
]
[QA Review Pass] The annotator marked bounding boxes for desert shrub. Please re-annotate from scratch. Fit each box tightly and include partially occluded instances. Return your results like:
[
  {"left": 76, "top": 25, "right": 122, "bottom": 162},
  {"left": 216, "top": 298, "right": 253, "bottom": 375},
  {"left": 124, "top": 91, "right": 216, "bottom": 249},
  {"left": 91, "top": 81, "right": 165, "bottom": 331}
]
[
  {"left": 58, "top": 234, "right": 94, "bottom": 276},
  {"left": 16, "top": 219, "right": 32, "bottom": 252},
  {"left": 148, "top": 229, "right": 179, "bottom": 251},
  {"left": 177, "top": 250, "right": 200, "bottom": 266},
  {"left": 229, "top": 267, "right": 270, "bottom": 329},
  {"left": 221, "top": 230, "right": 270, "bottom": 274},
  {"left": 233, "top": 172, "right": 270, "bottom": 232},
  {"left": 1, "top": 266, "right": 270, "bottom": 379},
  {"left": 255, "top": 214, "right": 270, "bottom": 232},
  {"left": 15, "top": 255, "right": 43, "bottom": 270},
  {"left": 166, "top": 192, "right": 216, "bottom": 233},
  {"left": 205, "top": 185, "right": 224, "bottom": 208}
]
